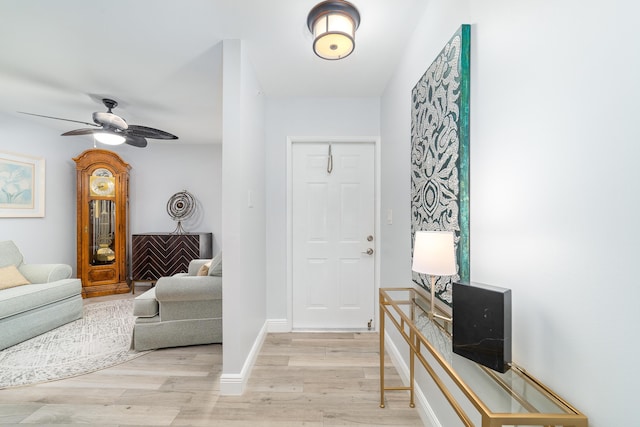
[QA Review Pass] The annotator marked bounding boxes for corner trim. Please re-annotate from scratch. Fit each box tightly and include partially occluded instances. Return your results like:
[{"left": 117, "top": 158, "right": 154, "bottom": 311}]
[{"left": 219, "top": 321, "right": 268, "bottom": 395}]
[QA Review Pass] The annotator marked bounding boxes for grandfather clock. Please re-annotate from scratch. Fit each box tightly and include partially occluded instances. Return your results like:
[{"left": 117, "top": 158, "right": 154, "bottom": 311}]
[{"left": 73, "top": 149, "right": 131, "bottom": 297}]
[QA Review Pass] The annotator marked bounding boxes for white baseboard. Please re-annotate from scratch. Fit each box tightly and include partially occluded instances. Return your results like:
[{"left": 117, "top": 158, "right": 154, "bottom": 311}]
[
  {"left": 219, "top": 321, "right": 268, "bottom": 395},
  {"left": 266, "top": 318, "right": 290, "bottom": 333},
  {"left": 383, "top": 333, "right": 441, "bottom": 427}
]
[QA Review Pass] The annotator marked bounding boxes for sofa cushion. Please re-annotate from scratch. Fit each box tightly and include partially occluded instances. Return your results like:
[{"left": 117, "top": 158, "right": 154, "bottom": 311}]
[
  {"left": 0, "top": 279, "right": 81, "bottom": 321},
  {"left": 208, "top": 252, "right": 222, "bottom": 277},
  {"left": 0, "top": 265, "right": 30, "bottom": 290},
  {"left": 0, "top": 240, "right": 24, "bottom": 269},
  {"left": 133, "top": 288, "right": 160, "bottom": 318}
]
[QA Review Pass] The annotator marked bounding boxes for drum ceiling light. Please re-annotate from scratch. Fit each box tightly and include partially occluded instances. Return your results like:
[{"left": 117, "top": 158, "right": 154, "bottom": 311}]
[{"left": 307, "top": 0, "right": 360, "bottom": 60}]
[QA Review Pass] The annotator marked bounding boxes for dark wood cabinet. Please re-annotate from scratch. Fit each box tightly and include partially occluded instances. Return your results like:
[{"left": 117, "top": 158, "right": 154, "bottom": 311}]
[{"left": 131, "top": 233, "right": 212, "bottom": 281}]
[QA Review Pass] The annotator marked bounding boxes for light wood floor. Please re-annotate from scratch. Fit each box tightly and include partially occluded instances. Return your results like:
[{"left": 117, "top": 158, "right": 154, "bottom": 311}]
[{"left": 0, "top": 294, "right": 423, "bottom": 426}]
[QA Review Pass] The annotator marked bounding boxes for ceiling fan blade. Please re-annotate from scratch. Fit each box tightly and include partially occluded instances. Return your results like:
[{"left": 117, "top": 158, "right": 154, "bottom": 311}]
[
  {"left": 18, "top": 112, "right": 99, "bottom": 127},
  {"left": 125, "top": 135, "right": 148, "bottom": 148},
  {"left": 125, "top": 125, "right": 178, "bottom": 140},
  {"left": 61, "top": 128, "right": 98, "bottom": 136}
]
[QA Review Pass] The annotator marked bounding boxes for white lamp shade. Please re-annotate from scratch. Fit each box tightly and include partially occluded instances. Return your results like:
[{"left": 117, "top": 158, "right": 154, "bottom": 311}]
[
  {"left": 94, "top": 132, "right": 126, "bottom": 146},
  {"left": 412, "top": 230, "right": 457, "bottom": 276}
]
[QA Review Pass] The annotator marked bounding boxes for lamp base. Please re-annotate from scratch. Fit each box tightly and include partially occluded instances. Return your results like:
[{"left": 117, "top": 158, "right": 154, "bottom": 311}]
[{"left": 428, "top": 275, "right": 452, "bottom": 323}]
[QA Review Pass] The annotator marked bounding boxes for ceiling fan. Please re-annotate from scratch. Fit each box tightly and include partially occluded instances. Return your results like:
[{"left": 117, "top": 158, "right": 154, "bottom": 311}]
[{"left": 20, "top": 98, "right": 178, "bottom": 148}]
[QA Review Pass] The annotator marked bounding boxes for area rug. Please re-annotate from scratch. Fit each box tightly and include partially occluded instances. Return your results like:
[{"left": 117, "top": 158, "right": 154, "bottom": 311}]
[{"left": 0, "top": 298, "right": 150, "bottom": 389}]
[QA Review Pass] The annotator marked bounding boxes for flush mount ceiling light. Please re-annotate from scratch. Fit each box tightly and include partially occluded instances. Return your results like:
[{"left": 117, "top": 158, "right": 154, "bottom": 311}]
[{"left": 307, "top": 0, "right": 360, "bottom": 60}]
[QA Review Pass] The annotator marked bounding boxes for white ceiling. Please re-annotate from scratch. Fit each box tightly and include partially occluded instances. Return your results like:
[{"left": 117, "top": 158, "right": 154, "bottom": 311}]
[{"left": 0, "top": 0, "right": 426, "bottom": 145}]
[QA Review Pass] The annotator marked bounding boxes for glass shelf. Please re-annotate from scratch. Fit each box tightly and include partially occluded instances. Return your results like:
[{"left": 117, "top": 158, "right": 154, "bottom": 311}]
[{"left": 379, "top": 287, "right": 588, "bottom": 427}]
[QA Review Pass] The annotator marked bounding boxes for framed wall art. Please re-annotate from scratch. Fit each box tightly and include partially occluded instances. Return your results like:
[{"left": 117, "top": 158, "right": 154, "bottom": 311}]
[
  {"left": 411, "top": 24, "right": 470, "bottom": 306},
  {"left": 0, "top": 151, "right": 45, "bottom": 217}
]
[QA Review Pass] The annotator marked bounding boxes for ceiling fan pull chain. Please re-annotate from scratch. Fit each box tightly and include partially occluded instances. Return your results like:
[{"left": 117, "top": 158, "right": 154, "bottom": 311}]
[{"left": 327, "top": 143, "right": 333, "bottom": 174}]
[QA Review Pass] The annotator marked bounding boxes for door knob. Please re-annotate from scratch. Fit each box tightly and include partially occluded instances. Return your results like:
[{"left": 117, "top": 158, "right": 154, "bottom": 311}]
[{"left": 362, "top": 248, "right": 374, "bottom": 255}]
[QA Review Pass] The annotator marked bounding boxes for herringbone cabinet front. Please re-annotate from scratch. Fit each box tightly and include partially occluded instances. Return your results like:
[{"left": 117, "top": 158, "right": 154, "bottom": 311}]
[{"left": 131, "top": 233, "right": 213, "bottom": 281}]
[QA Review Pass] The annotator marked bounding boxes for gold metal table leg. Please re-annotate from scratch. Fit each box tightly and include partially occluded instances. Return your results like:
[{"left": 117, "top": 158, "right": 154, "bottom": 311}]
[
  {"left": 379, "top": 303, "right": 386, "bottom": 408},
  {"left": 409, "top": 329, "right": 415, "bottom": 408}
]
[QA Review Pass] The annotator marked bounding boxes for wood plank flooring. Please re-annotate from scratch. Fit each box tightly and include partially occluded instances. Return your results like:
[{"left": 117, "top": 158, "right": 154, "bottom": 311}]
[{"left": 0, "top": 297, "right": 423, "bottom": 426}]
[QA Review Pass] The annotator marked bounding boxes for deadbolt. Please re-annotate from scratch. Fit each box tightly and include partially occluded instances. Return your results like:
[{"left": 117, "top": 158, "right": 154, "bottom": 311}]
[{"left": 367, "top": 235, "right": 373, "bottom": 241}]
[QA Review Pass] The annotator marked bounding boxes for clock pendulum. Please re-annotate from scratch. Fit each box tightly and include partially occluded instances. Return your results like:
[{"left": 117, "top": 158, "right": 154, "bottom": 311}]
[{"left": 94, "top": 201, "right": 115, "bottom": 263}]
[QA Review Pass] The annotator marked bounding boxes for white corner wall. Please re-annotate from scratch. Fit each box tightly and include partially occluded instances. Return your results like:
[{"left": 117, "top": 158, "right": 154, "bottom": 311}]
[
  {"left": 220, "top": 39, "right": 267, "bottom": 395},
  {"left": 380, "top": 0, "right": 640, "bottom": 426}
]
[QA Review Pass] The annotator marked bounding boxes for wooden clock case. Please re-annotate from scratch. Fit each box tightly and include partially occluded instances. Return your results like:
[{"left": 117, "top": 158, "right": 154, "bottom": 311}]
[{"left": 73, "top": 149, "right": 131, "bottom": 297}]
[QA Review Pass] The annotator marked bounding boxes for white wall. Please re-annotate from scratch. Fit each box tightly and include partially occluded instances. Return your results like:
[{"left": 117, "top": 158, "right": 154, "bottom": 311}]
[
  {"left": 264, "top": 97, "right": 380, "bottom": 322},
  {"left": 0, "top": 116, "right": 79, "bottom": 267},
  {"left": 0, "top": 114, "right": 221, "bottom": 269},
  {"left": 380, "top": 0, "right": 639, "bottom": 426},
  {"left": 220, "top": 39, "right": 267, "bottom": 393},
  {"left": 127, "top": 143, "right": 222, "bottom": 254}
]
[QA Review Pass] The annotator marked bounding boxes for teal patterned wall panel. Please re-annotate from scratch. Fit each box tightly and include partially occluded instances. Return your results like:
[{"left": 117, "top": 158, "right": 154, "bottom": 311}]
[{"left": 411, "top": 24, "right": 471, "bottom": 306}]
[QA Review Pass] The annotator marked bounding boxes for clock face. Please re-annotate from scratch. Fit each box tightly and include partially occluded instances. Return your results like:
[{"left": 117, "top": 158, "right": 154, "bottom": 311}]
[
  {"left": 90, "top": 176, "right": 116, "bottom": 197},
  {"left": 93, "top": 168, "right": 113, "bottom": 178}
]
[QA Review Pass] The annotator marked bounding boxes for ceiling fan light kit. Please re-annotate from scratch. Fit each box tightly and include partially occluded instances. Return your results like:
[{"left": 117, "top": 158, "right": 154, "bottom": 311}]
[
  {"left": 94, "top": 132, "right": 126, "bottom": 146},
  {"left": 307, "top": 0, "right": 360, "bottom": 60}
]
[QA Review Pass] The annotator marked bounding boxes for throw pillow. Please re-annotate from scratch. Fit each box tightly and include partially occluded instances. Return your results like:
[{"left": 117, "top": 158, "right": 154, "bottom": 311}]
[
  {"left": 197, "top": 262, "right": 210, "bottom": 276},
  {"left": 0, "top": 265, "right": 31, "bottom": 290},
  {"left": 208, "top": 251, "right": 222, "bottom": 276}
]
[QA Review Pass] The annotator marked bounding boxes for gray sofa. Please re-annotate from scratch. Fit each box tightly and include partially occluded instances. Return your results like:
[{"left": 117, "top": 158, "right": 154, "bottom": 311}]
[
  {"left": 132, "top": 257, "right": 222, "bottom": 351},
  {"left": 0, "top": 240, "right": 83, "bottom": 351}
]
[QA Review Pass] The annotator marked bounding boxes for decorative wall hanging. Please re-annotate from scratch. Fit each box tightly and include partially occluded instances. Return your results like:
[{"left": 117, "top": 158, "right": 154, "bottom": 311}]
[
  {"left": 0, "top": 151, "right": 45, "bottom": 217},
  {"left": 410, "top": 24, "right": 471, "bottom": 306}
]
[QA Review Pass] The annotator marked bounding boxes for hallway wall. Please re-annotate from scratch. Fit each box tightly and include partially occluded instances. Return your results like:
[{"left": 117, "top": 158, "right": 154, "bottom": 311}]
[{"left": 380, "top": 0, "right": 639, "bottom": 425}]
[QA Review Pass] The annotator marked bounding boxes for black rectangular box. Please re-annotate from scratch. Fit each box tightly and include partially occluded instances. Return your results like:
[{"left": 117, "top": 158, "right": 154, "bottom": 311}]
[{"left": 452, "top": 281, "right": 512, "bottom": 373}]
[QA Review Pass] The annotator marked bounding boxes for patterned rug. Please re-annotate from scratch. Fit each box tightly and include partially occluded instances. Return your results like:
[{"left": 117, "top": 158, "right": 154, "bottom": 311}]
[{"left": 0, "top": 298, "right": 150, "bottom": 389}]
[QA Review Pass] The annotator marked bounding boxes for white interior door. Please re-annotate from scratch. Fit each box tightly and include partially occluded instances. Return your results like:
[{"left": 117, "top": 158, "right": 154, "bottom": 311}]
[{"left": 292, "top": 141, "right": 375, "bottom": 329}]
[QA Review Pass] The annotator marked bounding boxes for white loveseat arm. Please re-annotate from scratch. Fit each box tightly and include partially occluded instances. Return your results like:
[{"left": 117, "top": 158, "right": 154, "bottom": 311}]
[
  {"left": 19, "top": 264, "right": 72, "bottom": 284},
  {"left": 155, "top": 276, "right": 222, "bottom": 302},
  {"left": 154, "top": 275, "right": 222, "bottom": 322}
]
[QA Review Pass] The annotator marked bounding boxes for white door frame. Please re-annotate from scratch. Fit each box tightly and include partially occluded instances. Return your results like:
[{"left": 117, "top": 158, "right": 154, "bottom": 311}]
[{"left": 286, "top": 136, "right": 381, "bottom": 331}]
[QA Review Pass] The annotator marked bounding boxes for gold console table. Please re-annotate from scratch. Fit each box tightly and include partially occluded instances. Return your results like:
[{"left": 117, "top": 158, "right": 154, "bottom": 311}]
[{"left": 379, "top": 287, "right": 588, "bottom": 427}]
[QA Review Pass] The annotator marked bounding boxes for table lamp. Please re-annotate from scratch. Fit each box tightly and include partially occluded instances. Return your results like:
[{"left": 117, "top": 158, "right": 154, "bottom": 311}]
[{"left": 412, "top": 230, "right": 456, "bottom": 321}]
